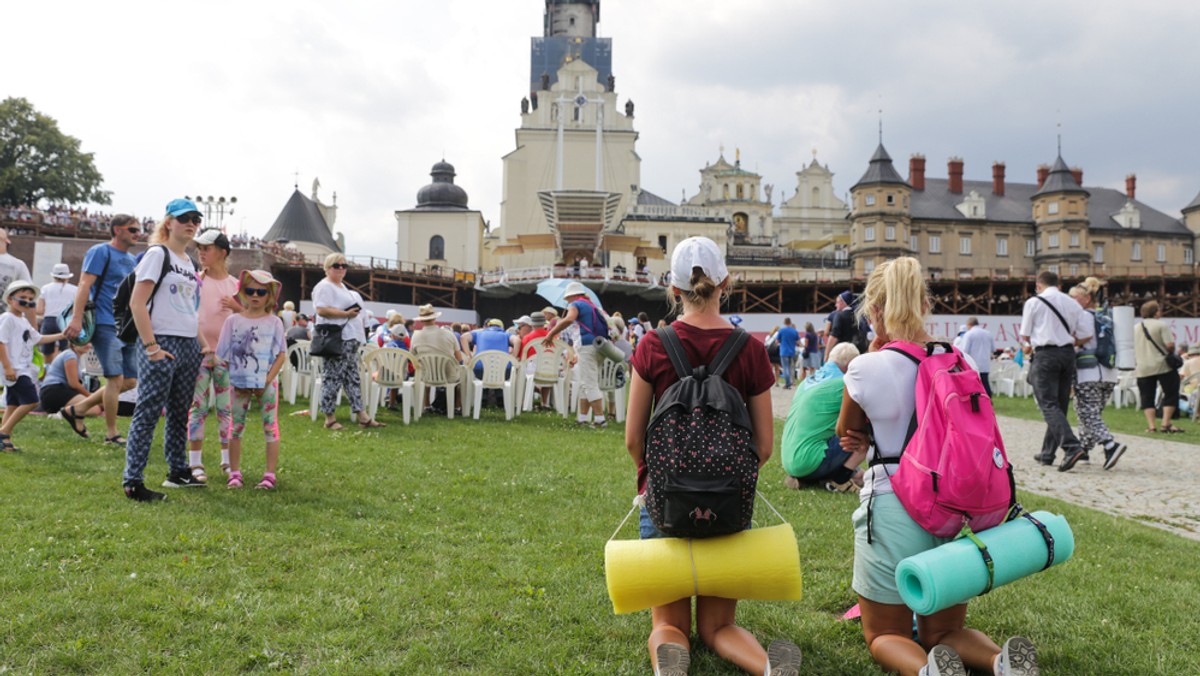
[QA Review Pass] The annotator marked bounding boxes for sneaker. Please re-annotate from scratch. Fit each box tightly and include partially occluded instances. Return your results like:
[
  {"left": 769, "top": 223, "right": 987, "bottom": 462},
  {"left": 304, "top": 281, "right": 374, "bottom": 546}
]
[
  {"left": 996, "top": 636, "right": 1038, "bottom": 676},
  {"left": 1078, "top": 448, "right": 1091, "bottom": 464},
  {"left": 124, "top": 482, "right": 167, "bottom": 502},
  {"left": 1032, "top": 454, "right": 1054, "bottom": 466},
  {"left": 592, "top": 419, "right": 608, "bottom": 429},
  {"left": 923, "top": 644, "right": 966, "bottom": 676},
  {"left": 1103, "top": 442, "right": 1127, "bottom": 471},
  {"left": 824, "top": 479, "right": 857, "bottom": 493},
  {"left": 1058, "top": 447, "right": 1086, "bottom": 472},
  {"left": 654, "top": 642, "right": 689, "bottom": 676},
  {"left": 163, "top": 469, "right": 208, "bottom": 488},
  {"left": 767, "top": 639, "right": 802, "bottom": 676}
]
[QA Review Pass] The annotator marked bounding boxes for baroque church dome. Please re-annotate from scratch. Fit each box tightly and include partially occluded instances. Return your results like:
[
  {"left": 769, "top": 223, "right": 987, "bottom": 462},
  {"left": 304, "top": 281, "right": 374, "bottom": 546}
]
[{"left": 415, "top": 161, "right": 469, "bottom": 210}]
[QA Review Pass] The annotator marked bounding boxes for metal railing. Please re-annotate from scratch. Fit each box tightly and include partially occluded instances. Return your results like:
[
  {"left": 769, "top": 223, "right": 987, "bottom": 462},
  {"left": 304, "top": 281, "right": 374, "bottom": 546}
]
[{"left": 478, "top": 265, "right": 663, "bottom": 287}]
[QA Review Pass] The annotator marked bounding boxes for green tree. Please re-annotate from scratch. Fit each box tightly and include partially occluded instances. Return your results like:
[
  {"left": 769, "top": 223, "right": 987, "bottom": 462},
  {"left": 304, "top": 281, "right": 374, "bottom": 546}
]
[{"left": 0, "top": 97, "right": 111, "bottom": 207}]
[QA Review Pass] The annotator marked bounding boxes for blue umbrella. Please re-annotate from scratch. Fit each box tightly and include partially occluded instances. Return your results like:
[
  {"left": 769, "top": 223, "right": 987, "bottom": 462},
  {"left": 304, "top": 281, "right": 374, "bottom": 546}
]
[{"left": 536, "top": 278, "right": 602, "bottom": 310}]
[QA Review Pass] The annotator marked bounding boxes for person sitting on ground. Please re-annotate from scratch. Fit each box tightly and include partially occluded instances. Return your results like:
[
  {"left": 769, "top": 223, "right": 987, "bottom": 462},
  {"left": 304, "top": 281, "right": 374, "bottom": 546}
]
[
  {"left": 41, "top": 343, "right": 99, "bottom": 424},
  {"left": 782, "top": 342, "right": 866, "bottom": 493}
]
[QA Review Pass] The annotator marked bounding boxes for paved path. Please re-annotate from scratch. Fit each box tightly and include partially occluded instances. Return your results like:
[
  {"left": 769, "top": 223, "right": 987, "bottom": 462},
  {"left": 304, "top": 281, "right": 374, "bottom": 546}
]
[{"left": 770, "top": 386, "right": 1200, "bottom": 541}]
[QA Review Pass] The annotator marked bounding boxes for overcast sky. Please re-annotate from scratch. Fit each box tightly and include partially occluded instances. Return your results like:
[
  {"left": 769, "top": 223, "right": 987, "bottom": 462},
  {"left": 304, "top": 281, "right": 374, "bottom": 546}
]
[{"left": 5, "top": 1, "right": 1199, "bottom": 259}]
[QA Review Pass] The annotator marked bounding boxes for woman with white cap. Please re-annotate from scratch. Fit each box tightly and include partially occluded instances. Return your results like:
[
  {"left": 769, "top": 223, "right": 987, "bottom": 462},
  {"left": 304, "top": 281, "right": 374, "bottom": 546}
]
[
  {"left": 542, "top": 281, "right": 607, "bottom": 427},
  {"left": 624, "top": 236, "right": 800, "bottom": 675},
  {"left": 37, "top": 263, "right": 78, "bottom": 364}
]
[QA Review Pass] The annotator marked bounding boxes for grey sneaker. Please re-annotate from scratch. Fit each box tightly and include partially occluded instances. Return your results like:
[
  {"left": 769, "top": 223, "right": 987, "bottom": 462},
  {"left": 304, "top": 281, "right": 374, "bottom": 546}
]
[
  {"left": 163, "top": 469, "right": 208, "bottom": 488},
  {"left": 654, "top": 642, "right": 689, "bottom": 676},
  {"left": 997, "top": 636, "right": 1039, "bottom": 675},
  {"left": 767, "top": 639, "right": 802, "bottom": 676},
  {"left": 924, "top": 644, "right": 966, "bottom": 676}
]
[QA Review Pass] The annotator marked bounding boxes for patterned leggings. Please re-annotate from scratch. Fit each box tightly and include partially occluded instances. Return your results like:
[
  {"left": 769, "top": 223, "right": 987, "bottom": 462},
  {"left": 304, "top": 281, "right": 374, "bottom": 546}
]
[
  {"left": 232, "top": 382, "right": 280, "bottom": 442},
  {"left": 187, "top": 357, "right": 232, "bottom": 444},
  {"left": 1076, "top": 381, "right": 1116, "bottom": 450},
  {"left": 124, "top": 336, "right": 202, "bottom": 484},
  {"left": 319, "top": 339, "right": 363, "bottom": 415}
]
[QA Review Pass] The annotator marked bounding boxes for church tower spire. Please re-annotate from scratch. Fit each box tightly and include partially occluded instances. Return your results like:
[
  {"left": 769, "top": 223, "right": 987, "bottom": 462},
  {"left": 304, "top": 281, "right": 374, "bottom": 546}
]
[
  {"left": 532, "top": 1, "right": 611, "bottom": 91},
  {"left": 544, "top": 0, "right": 600, "bottom": 38}
]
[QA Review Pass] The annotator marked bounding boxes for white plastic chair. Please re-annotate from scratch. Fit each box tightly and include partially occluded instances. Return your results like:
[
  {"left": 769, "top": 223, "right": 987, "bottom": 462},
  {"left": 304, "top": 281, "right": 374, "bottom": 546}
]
[
  {"left": 414, "top": 353, "right": 465, "bottom": 419},
  {"left": 364, "top": 348, "right": 416, "bottom": 424},
  {"left": 282, "top": 341, "right": 312, "bottom": 405},
  {"left": 516, "top": 339, "right": 570, "bottom": 417},
  {"left": 597, "top": 359, "right": 628, "bottom": 423},
  {"left": 467, "top": 351, "right": 517, "bottom": 420},
  {"left": 1113, "top": 371, "right": 1139, "bottom": 409},
  {"left": 308, "top": 356, "right": 326, "bottom": 421}
]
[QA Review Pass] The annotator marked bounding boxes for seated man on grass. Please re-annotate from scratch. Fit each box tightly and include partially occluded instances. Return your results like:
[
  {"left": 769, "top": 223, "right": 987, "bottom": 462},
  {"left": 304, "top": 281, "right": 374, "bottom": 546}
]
[{"left": 781, "top": 342, "right": 865, "bottom": 493}]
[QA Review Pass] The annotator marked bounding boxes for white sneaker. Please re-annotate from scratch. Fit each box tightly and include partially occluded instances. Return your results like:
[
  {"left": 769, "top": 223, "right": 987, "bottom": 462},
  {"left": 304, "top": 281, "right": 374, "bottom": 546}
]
[
  {"left": 923, "top": 645, "right": 966, "bottom": 676},
  {"left": 654, "top": 642, "right": 689, "bottom": 676},
  {"left": 996, "top": 636, "right": 1039, "bottom": 676}
]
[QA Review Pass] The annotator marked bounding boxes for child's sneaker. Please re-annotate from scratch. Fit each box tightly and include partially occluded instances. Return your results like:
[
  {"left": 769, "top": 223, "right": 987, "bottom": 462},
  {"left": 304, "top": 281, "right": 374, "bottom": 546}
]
[
  {"left": 996, "top": 636, "right": 1038, "bottom": 676},
  {"left": 921, "top": 645, "right": 966, "bottom": 676},
  {"left": 163, "top": 469, "right": 207, "bottom": 488},
  {"left": 227, "top": 471, "right": 243, "bottom": 489},
  {"left": 124, "top": 481, "right": 167, "bottom": 502},
  {"left": 767, "top": 639, "right": 802, "bottom": 676},
  {"left": 256, "top": 472, "right": 277, "bottom": 490},
  {"left": 653, "top": 642, "right": 689, "bottom": 676}
]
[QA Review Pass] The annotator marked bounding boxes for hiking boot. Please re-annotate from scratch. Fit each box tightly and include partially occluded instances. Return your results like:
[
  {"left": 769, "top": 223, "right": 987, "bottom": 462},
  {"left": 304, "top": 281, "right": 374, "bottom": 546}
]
[
  {"left": 996, "top": 636, "right": 1039, "bottom": 675},
  {"left": 1058, "top": 448, "right": 1086, "bottom": 472},
  {"left": 767, "top": 639, "right": 802, "bottom": 676},
  {"left": 923, "top": 644, "right": 966, "bottom": 676},
  {"left": 124, "top": 482, "right": 166, "bottom": 502},
  {"left": 654, "top": 642, "right": 689, "bottom": 676},
  {"left": 1103, "top": 442, "right": 1127, "bottom": 471},
  {"left": 163, "top": 469, "right": 208, "bottom": 488}
]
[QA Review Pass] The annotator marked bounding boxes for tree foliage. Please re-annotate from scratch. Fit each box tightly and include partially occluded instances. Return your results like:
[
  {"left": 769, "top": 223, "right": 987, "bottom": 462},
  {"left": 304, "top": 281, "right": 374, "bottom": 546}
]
[{"left": 0, "top": 97, "right": 111, "bottom": 208}]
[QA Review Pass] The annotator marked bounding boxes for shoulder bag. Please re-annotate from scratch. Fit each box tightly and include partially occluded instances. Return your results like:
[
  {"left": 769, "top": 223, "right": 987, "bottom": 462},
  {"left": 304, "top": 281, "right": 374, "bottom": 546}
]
[{"left": 1142, "top": 323, "right": 1183, "bottom": 370}]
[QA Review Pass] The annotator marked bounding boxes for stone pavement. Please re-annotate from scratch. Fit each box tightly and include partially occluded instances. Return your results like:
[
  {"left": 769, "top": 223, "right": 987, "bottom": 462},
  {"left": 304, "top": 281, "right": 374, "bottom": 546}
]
[{"left": 770, "top": 386, "right": 1200, "bottom": 541}]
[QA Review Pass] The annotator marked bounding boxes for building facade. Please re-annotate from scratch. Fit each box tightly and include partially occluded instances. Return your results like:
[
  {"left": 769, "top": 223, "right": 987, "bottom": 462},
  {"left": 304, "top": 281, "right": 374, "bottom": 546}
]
[{"left": 395, "top": 161, "right": 487, "bottom": 275}]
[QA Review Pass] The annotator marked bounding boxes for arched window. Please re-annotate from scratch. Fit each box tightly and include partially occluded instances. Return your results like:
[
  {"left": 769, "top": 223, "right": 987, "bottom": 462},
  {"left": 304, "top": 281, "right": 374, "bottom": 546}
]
[
  {"left": 429, "top": 235, "right": 445, "bottom": 260},
  {"left": 723, "top": 184, "right": 729, "bottom": 199},
  {"left": 736, "top": 184, "right": 744, "bottom": 199},
  {"left": 811, "top": 186, "right": 820, "bottom": 205}
]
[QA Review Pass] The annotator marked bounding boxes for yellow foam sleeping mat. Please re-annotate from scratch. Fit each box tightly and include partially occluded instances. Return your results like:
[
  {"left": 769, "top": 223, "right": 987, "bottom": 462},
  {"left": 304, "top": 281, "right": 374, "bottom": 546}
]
[{"left": 604, "top": 523, "right": 803, "bottom": 614}]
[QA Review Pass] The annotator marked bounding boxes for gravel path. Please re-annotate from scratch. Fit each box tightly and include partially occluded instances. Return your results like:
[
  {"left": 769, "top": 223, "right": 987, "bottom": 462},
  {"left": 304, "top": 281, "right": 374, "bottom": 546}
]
[{"left": 770, "top": 386, "right": 1200, "bottom": 541}]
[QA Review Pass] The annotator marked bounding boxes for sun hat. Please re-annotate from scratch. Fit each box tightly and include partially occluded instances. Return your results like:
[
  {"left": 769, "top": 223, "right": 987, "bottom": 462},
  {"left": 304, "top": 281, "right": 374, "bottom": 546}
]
[
  {"left": 487, "top": 318, "right": 504, "bottom": 328},
  {"left": 237, "top": 269, "right": 281, "bottom": 305},
  {"left": 51, "top": 263, "right": 73, "bottom": 279},
  {"left": 669, "top": 236, "right": 728, "bottom": 290},
  {"left": 542, "top": 306, "right": 558, "bottom": 316},
  {"left": 417, "top": 304, "right": 441, "bottom": 322},
  {"left": 563, "top": 281, "right": 589, "bottom": 299},
  {"left": 166, "top": 198, "right": 201, "bottom": 218},
  {"left": 194, "top": 228, "right": 230, "bottom": 252},
  {"left": 1189, "top": 345, "right": 1200, "bottom": 356},
  {"left": 514, "top": 315, "right": 532, "bottom": 327},
  {"left": 529, "top": 314, "right": 547, "bottom": 328},
  {"left": 3, "top": 280, "right": 40, "bottom": 303}
]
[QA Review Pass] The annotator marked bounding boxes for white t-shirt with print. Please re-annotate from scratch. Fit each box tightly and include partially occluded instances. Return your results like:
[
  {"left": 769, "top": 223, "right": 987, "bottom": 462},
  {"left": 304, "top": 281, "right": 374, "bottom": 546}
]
[
  {"left": 0, "top": 252, "right": 31, "bottom": 291},
  {"left": 40, "top": 281, "right": 79, "bottom": 318},
  {"left": 0, "top": 312, "right": 41, "bottom": 385},
  {"left": 312, "top": 279, "right": 365, "bottom": 343},
  {"left": 135, "top": 246, "right": 199, "bottom": 339}
]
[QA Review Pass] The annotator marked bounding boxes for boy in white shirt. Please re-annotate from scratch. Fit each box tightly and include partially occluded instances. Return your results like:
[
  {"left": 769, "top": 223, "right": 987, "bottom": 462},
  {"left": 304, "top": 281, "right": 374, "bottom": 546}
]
[{"left": 0, "top": 281, "right": 67, "bottom": 451}]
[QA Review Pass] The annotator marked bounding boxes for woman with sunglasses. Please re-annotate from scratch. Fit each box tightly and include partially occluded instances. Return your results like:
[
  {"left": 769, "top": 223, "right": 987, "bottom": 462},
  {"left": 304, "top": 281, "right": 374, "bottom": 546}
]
[
  {"left": 312, "top": 253, "right": 383, "bottom": 430},
  {"left": 122, "top": 199, "right": 206, "bottom": 502}
]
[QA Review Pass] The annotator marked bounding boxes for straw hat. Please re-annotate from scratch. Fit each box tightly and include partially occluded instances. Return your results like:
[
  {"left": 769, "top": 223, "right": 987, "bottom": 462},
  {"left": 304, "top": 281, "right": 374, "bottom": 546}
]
[{"left": 417, "top": 304, "right": 441, "bottom": 322}]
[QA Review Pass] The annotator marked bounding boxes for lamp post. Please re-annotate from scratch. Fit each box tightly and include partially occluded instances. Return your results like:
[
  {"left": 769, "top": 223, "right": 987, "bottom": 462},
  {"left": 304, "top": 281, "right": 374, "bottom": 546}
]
[{"left": 185, "top": 195, "right": 238, "bottom": 232}]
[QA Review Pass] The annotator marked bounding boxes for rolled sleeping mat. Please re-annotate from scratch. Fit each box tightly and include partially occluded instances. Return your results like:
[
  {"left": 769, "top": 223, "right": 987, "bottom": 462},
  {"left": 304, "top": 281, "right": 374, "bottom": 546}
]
[
  {"left": 895, "top": 511, "right": 1074, "bottom": 616},
  {"left": 604, "top": 523, "right": 802, "bottom": 614},
  {"left": 594, "top": 336, "right": 626, "bottom": 363}
]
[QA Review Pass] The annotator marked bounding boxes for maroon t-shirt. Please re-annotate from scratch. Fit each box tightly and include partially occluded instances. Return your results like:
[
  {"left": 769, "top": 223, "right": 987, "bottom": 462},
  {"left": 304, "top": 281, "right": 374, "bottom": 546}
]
[{"left": 629, "top": 320, "right": 774, "bottom": 492}]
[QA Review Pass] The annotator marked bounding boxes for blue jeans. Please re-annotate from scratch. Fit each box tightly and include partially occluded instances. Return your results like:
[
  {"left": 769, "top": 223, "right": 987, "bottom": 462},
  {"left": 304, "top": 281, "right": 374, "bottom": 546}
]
[{"left": 781, "top": 355, "right": 797, "bottom": 387}]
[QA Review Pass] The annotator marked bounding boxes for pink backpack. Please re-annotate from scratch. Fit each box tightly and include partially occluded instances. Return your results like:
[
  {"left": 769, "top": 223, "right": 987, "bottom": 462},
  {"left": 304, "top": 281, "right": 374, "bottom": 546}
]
[{"left": 874, "top": 341, "right": 1015, "bottom": 538}]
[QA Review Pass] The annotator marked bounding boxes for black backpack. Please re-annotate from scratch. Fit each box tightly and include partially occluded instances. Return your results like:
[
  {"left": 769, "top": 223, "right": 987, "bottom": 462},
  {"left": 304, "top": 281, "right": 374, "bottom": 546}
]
[
  {"left": 113, "top": 245, "right": 171, "bottom": 343},
  {"left": 644, "top": 327, "right": 758, "bottom": 538}
]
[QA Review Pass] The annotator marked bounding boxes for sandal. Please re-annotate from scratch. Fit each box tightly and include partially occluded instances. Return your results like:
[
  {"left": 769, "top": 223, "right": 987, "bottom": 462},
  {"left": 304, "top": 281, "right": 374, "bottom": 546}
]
[
  {"left": 227, "top": 471, "right": 243, "bottom": 489},
  {"left": 104, "top": 435, "right": 127, "bottom": 445},
  {"left": 1163, "top": 425, "right": 1186, "bottom": 434},
  {"left": 62, "top": 406, "right": 89, "bottom": 439},
  {"left": 191, "top": 465, "right": 208, "bottom": 483},
  {"left": 220, "top": 463, "right": 231, "bottom": 476},
  {"left": 323, "top": 421, "right": 345, "bottom": 431},
  {"left": 256, "top": 472, "right": 276, "bottom": 490},
  {"left": 1145, "top": 428, "right": 1160, "bottom": 434},
  {"left": 0, "top": 434, "right": 19, "bottom": 453},
  {"left": 358, "top": 419, "right": 386, "bottom": 429}
]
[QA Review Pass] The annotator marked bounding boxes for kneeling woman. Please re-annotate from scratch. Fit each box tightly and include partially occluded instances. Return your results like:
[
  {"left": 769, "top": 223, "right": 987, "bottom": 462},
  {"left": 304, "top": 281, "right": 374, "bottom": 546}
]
[{"left": 43, "top": 343, "right": 98, "bottom": 436}]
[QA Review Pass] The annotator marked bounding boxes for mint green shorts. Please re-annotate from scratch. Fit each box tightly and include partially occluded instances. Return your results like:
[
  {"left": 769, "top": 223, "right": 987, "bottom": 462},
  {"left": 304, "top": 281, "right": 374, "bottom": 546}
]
[{"left": 852, "top": 491, "right": 953, "bottom": 606}]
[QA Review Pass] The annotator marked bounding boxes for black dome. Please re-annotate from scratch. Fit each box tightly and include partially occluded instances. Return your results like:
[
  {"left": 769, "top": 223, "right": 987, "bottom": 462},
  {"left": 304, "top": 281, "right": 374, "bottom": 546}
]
[{"left": 415, "top": 160, "right": 469, "bottom": 210}]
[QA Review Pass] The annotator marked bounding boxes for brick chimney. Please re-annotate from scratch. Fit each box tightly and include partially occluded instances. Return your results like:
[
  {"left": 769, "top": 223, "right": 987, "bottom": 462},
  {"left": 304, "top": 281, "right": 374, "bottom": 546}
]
[
  {"left": 947, "top": 157, "right": 964, "bottom": 194},
  {"left": 992, "top": 162, "right": 1006, "bottom": 197},
  {"left": 909, "top": 154, "right": 926, "bottom": 191},
  {"left": 1126, "top": 173, "right": 1137, "bottom": 199},
  {"left": 1036, "top": 164, "right": 1050, "bottom": 188},
  {"left": 1070, "top": 166, "right": 1083, "bottom": 187}
]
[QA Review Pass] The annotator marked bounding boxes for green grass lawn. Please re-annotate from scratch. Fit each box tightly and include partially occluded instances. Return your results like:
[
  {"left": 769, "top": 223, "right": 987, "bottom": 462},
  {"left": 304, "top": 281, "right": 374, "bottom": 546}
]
[
  {"left": 2, "top": 404, "right": 1199, "bottom": 674},
  {"left": 990, "top": 393, "right": 1199, "bottom": 445}
]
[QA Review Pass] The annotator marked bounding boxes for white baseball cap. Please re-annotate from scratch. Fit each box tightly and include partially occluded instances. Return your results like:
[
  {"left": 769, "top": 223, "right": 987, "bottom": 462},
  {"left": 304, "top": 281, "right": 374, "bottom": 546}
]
[{"left": 670, "top": 236, "right": 728, "bottom": 290}]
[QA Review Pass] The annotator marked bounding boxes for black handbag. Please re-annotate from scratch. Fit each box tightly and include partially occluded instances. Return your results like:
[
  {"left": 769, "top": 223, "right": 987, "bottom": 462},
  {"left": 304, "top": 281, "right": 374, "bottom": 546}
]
[
  {"left": 1142, "top": 324, "right": 1183, "bottom": 370},
  {"left": 310, "top": 323, "right": 345, "bottom": 358}
]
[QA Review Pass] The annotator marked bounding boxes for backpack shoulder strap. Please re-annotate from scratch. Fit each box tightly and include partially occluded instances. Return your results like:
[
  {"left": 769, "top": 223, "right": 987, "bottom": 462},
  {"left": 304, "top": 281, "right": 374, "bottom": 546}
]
[
  {"left": 1034, "top": 295, "right": 1072, "bottom": 334},
  {"left": 89, "top": 245, "right": 113, "bottom": 302},
  {"left": 146, "top": 245, "right": 172, "bottom": 311},
  {"left": 656, "top": 326, "right": 692, "bottom": 380},
  {"left": 709, "top": 328, "right": 749, "bottom": 378}
]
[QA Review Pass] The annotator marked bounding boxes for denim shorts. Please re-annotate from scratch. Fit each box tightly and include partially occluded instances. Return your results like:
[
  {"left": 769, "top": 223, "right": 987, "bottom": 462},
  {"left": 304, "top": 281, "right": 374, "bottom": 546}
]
[
  {"left": 91, "top": 323, "right": 138, "bottom": 379},
  {"left": 639, "top": 506, "right": 667, "bottom": 540},
  {"left": 852, "top": 491, "right": 953, "bottom": 606}
]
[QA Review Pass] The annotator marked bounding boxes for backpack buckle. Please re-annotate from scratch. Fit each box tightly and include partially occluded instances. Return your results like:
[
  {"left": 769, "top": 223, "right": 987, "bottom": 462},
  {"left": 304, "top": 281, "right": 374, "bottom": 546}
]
[{"left": 693, "top": 365, "right": 708, "bottom": 381}]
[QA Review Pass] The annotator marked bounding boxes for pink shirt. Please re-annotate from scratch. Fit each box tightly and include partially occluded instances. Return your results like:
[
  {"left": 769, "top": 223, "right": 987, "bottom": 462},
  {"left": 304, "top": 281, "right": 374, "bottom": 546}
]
[{"left": 198, "top": 272, "right": 240, "bottom": 349}]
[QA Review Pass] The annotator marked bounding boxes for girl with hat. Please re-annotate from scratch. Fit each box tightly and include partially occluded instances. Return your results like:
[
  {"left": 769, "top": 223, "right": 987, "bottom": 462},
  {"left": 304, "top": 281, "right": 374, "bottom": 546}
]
[
  {"left": 217, "top": 270, "right": 289, "bottom": 489},
  {"left": 0, "top": 280, "right": 67, "bottom": 452},
  {"left": 37, "top": 263, "right": 77, "bottom": 364}
]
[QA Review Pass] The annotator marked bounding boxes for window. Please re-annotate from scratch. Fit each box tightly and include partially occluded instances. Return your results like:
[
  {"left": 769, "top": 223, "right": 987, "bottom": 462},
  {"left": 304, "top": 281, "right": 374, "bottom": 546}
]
[
  {"left": 1157, "top": 244, "right": 1166, "bottom": 262},
  {"left": 929, "top": 235, "right": 942, "bottom": 254},
  {"left": 886, "top": 194, "right": 895, "bottom": 206},
  {"left": 1132, "top": 242, "right": 1142, "bottom": 261},
  {"left": 736, "top": 184, "right": 744, "bottom": 200},
  {"left": 1048, "top": 233, "right": 1059, "bottom": 248},
  {"left": 428, "top": 235, "right": 445, "bottom": 260},
  {"left": 910, "top": 235, "right": 919, "bottom": 251},
  {"left": 1186, "top": 248, "right": 1194, "bottom": 265},
  {"left": 960, "top": 236, "right": 971, "bottom": 255},
  {"left": 864, "top": 225, "right": 876, "bottom": 241},
  {"left": 1048, "top": 201, "right": 1059, "bottom": 215},
  {"left": 1069, "top": 231, "right": 1080, "bottom": 247},
  {"left": 1048, "top": 264, "right": 1059, "bottom": 274},
  {"left": 723, "top": 184, "right": 729, "bottom": 199},
  {"left": 658, "top": 235, "right": 668, "bottom": 253},
  {"left": 865, "top": 194, "right": 876, "bottom": 207},
  {"left": 864, "top": 259, "right": 876, "bottom": 274},
  {"left": 885, "top": 224, "right": 895, "bottom": 241},
  {"left": 996, "top": 237, "right": 1008, "bottom": 257},
  {"left": 1069, "top": 264, "right": 1079, "bottom": 276},
  {"left": 1094, "top": 245, "right": 1104, "bottom": 263},
  {"left": 1026, "top": 239, "right": 1036, "bottom": 257}
]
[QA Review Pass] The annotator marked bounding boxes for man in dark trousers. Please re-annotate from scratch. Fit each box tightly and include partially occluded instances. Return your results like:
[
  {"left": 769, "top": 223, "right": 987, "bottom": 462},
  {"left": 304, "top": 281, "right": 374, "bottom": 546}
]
[{"left": 1019, "top": 270, "right": 1093, "bottom": 471}]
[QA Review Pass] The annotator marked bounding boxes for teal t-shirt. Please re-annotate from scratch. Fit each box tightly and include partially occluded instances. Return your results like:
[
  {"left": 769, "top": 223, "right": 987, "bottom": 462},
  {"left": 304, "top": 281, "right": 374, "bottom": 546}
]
[{"left": 780, "top": 362, "right": 846, "bottom": 478}]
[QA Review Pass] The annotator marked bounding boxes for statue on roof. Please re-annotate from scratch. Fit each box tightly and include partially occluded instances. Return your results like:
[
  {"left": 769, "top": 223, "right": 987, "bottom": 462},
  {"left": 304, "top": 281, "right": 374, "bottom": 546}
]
[
  {"left": 764, "top": 184, "right": 774, "bottom": 204},
  {"left": 625, "top": 99, "right": 634, "bottom": 117},
  {"left": 311, "top": 177, "right": 320, "bottom": 200},
  {"left": 606, "top": 73, "right": 615, "bottom": 92},
  {"left": 541, "top": 72, "right": 550, "bottom": 90},
  {"left": 521, "top": 97, "right": 530, "bottom": 114}
]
